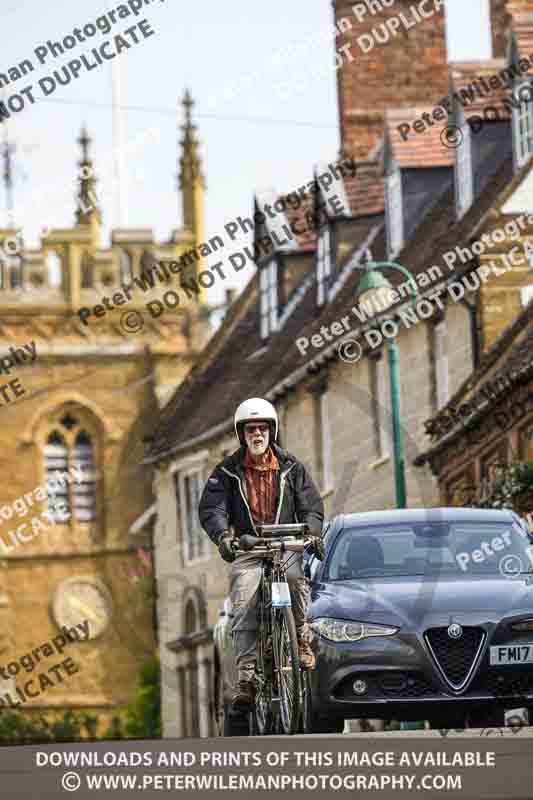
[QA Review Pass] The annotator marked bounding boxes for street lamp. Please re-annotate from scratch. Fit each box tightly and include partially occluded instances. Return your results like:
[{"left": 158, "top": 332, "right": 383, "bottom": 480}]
[
  {"left": 354, "top": 260, "right": 418, "bottom": 509},
  {"left": 356, "top": 259, "right": 422, "bottom": 731}
]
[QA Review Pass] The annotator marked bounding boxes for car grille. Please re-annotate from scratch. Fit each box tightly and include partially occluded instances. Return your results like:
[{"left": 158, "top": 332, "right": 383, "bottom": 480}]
[
  {"left": 335, "top": 672, "right": 436, "bottom": 700},
  {"left": 425, "top": 626, "right": 485, "bottom": 690},
  {"left": 473, "top": 670, "right": 533, "bottom": 699}
]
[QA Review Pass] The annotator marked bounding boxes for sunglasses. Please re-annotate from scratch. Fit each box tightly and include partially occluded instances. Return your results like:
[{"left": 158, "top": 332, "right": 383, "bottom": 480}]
[{"left": 244, "top": 422, "right": 269, "bottom": 434}]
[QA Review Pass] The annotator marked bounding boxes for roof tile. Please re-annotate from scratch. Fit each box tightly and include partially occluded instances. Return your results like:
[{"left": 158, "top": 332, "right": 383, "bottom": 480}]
[
  {"left": 386, "top": 108, "right": 455, "bottom": 168},
  {"left": 450, "top": 60, "right": 511, "bottom": 118}
]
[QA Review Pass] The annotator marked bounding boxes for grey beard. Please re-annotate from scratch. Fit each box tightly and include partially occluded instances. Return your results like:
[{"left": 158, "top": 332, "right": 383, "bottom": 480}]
[{"left": 247, "top": 440, "right": 269, "bottom": 456}]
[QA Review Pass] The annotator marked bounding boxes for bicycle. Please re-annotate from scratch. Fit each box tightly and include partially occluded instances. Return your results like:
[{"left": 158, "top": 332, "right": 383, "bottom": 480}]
[{"left": 231, "top": 522, "right": 312, "bottom": 736}]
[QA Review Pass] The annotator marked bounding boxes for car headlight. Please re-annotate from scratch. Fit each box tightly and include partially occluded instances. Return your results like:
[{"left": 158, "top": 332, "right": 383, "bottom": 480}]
[
  {"left": 511, "top": 618, "right": 533, "bottom": 632},
  {"left": 310, "top": 618, "right": 399, "bottom": 643}
]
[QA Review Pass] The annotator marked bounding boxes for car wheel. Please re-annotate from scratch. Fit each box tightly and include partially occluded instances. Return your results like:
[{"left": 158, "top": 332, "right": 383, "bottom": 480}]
[
  {"left": 298, "top": 672, "right": 312, "bottom": 734},
  {"left": 298, "top": 673, "right": 344, "bottom": 734}
]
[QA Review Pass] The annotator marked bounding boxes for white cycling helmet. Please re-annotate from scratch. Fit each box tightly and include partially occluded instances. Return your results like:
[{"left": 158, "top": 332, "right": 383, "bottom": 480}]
[{"left": 234, "top": 398, "right": 278, "bottom": 445}]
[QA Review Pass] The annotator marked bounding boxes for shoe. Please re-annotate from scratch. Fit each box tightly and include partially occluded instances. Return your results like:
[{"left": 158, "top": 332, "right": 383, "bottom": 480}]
[
  {"left": 298, "top": 640, "right": 316, "bottom": 671},
  {"left": 233, "top": 675, "right": 256, "bottom": 708}
]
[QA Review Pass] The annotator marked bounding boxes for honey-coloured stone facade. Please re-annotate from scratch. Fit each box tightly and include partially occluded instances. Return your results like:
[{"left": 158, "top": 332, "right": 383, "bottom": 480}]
[{"left": 0, "top": 94, "right": 210, "bottom": 732}]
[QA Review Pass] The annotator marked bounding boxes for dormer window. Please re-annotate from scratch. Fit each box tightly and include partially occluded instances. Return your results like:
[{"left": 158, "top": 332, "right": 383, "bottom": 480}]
[
  {"left": 316, "top": 226, "right": 331, "bottom": 306},
  {"left": 455, "top": 120, "right": 473, "bottom": 219},
  {"left": 513, "top": 80, "right": 533, "bottom": 170},
  {"left": 259, "top": 258, "right": 278, "bottom": 339},
  {"left": 385, "top": 167, "right": 403, "bottom": 258}
]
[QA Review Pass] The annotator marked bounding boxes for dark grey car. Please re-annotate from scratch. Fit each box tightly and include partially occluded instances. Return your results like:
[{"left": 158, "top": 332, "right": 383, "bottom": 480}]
[
  {"left": 215, "top": 508, "right": 533, "bottom": 734},
  {"left": 306, "top": 507, "right": 533, "bottom": 732}
]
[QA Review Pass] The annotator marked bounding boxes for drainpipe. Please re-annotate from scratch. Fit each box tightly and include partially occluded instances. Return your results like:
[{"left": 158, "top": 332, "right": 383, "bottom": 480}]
[{"left": 460, "top": 295, "right": 481, "bottom": 370}]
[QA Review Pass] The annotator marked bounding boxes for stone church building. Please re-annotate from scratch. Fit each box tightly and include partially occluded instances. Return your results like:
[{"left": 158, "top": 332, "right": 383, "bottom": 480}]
[{"left": 0, "top": 92, "right": 210, "bottom": 731}]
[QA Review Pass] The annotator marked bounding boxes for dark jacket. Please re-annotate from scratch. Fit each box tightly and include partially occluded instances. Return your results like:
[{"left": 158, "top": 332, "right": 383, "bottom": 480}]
[{"left": 198, "top": 443, "right": 324, "bottom": 545}]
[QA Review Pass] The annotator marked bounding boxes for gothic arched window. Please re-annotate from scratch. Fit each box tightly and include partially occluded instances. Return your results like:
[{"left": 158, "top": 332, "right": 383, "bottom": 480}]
[
  {"left": 43, "top": 411, "right": 98, "bottom": 522},
  {"left": 184, "top": 597, "right": 199, "bottom": 635},
  {"left": 44, "top": 431, "right": 70, "bottom": 519},
  {"left": 182, "top": 586, "right": 207, "bottom": 634},
  {"left": 73, "top": 430, "right": 97, "bottom": 520}
]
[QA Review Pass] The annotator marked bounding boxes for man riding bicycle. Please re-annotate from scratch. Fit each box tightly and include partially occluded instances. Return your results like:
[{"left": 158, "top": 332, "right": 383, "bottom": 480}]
[{"left": 199, "top": 398, "right": 325, "bottom": 707}]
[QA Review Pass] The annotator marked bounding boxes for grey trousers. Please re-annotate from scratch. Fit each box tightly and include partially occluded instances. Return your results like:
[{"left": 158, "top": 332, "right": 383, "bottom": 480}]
[{"left": 229, "top": 550, "right": 311, "bottom": 676}]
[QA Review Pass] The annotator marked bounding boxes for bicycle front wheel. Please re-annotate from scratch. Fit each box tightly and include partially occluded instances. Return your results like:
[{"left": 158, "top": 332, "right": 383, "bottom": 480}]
[
  {"left": 254, "top": 585, "right": 275, "bottom": 736},
  {"left": 273, "top": 606, "right": 301, "bottom": 735}
]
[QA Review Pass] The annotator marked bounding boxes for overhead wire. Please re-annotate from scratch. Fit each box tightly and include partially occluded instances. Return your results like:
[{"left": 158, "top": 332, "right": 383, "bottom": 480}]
[{"left": 39, "top": 97, "right": 337, "bottom": 129}]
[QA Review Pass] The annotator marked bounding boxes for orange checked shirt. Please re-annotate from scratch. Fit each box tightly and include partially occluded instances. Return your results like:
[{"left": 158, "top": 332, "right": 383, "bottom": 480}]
[{"left": 243, "top": 447, "right": 280, "bottom": 525}]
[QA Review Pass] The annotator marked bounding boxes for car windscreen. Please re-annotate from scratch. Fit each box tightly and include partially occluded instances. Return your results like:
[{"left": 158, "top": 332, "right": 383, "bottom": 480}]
[{"left": 325, "top": 520, "right": 533, "bottom": 580}]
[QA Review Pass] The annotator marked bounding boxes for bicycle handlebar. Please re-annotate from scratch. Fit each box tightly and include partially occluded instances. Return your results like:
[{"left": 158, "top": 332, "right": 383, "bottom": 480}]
[
  {"left": 256, "top": 523, "right": 309, "bottom": 537},
  {"left": 231, "top": 534, "right": 312, "bottom": 556}
]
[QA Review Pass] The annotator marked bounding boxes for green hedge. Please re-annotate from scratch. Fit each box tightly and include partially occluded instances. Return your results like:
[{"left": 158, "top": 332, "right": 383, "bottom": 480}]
[{"left": 0, "top": 657, "right": 161, "bottom": 745}]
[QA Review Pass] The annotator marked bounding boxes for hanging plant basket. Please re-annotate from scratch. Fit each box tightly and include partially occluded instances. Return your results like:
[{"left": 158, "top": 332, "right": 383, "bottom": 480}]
[
  {"left": 468, "top": 462, "right": 533, "bottom": 512},
  {"left": 512, "top": 489, "right": 533, "bottom": 515}
]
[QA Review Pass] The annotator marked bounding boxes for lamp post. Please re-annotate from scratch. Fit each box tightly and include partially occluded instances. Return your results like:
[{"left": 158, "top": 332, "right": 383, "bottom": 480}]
[
  {"left": 354, "top": 260, "right": 418, "bottom": 510},
  {"left": 356, "top": 260, "right": 424, "bottom": 732}
]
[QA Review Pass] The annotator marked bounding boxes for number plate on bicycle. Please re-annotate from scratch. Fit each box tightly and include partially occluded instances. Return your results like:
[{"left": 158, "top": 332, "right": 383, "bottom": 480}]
[{"left": 272, "top": 582, "right": 291, "bottom": 607}]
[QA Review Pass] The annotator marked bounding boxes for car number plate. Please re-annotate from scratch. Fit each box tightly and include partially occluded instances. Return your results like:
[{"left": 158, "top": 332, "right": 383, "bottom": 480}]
[
  {"left": 490, "top": 645, "right": 533, "bottom": 665},
  {"left": 272, "top": 582, "right": 291, "bottom": 607}
]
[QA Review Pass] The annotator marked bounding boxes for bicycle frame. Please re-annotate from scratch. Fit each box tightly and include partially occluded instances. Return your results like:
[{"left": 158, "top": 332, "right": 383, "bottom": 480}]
[{"left": 233, "top": 530, "right": 310, "bottom": 734}]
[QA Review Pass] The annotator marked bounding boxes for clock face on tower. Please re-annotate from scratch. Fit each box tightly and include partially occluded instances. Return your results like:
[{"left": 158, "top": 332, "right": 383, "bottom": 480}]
[{"left": 52, "top": 577, "right": 112, "bottom": 639}]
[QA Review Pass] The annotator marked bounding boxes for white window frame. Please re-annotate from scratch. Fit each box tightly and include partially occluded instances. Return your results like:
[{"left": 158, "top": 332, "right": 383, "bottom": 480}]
[
  {"left": 455, "top": 121, "right": 473, "bottom": 219},
  {"left": 260, "top": 259, "right": 278, "bottom": 339},
  {"left": 316, "top": 226, "right": 331, "bottom": 307},
  {"left": 434, "top": 320, "right": 449, "bottom": 409},
  {"left": 177, "top": 467, "right": 209, "bottom": 566},
  {"left": 513, "top": 80, "right": 533, "bottom": 170},
  {"left": 386, "top": 168, "right": 404, "bottom": 258}
]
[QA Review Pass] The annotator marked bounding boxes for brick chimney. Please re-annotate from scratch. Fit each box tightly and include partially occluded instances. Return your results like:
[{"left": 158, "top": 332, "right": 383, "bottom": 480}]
[
  {"left": 334, "top": 0, "right": 449, "bottom": 161},
  {"left": 490, "top": 0, "right": 511, "bottom": 57},
  {"left": 505, "top": 1, "right": 533, "bottom": 58}
]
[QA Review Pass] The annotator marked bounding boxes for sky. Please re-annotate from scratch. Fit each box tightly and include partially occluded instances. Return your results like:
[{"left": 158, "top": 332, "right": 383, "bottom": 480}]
[{"left": 2, "top": 0, "right": 491, "bottom": 308}]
